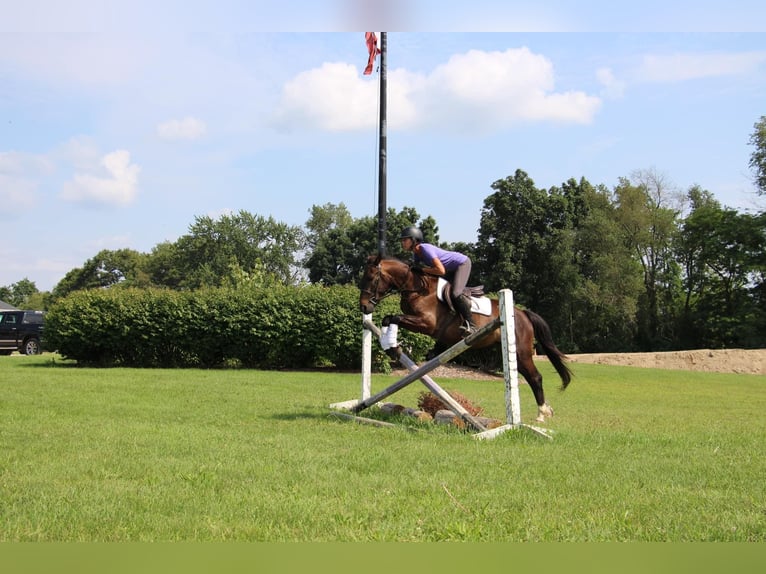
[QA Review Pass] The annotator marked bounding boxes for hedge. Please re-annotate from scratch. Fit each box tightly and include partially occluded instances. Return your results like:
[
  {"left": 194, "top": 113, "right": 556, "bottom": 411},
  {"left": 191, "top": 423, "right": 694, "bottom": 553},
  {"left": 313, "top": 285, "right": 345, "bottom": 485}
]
[{"left": 43, "top": 285, "right": 434, "bottom": 369}]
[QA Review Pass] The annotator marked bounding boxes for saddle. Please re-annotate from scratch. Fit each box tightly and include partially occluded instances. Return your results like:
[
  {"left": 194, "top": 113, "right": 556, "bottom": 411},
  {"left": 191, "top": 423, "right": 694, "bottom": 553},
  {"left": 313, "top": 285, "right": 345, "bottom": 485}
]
[{"left": 435, "top": 278, "right": 492, "bottom": 316}]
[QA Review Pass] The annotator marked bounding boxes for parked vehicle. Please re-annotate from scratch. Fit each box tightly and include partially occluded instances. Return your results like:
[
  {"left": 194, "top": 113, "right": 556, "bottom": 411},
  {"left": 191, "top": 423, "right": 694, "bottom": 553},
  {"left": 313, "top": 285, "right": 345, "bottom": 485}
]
[{"left": 0, "top": 310, "right": 45, "bottom": 355}]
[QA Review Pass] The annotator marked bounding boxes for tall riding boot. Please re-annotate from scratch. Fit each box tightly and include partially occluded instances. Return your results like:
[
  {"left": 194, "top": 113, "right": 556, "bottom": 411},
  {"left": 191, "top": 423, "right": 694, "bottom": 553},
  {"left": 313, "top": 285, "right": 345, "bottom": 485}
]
[{"left": 454, "top": 294, "right": 477, "bottom": 336}]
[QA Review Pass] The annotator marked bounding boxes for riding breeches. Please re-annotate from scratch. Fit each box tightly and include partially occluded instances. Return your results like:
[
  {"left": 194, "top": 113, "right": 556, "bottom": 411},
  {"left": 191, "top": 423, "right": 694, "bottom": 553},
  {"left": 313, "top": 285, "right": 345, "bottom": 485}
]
[{"left": 449, "top": 259, "right": 472, "bottom": 300}]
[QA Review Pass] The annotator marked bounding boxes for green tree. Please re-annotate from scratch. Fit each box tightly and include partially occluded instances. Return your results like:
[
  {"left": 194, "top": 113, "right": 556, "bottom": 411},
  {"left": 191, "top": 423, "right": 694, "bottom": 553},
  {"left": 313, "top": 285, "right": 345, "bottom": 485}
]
[
  {"left": 304, "top": 203, "right": 354, "bottom": 250},
  {"left": 52, "top": 249, "right": 150, "bottom": 299},
  {"left": 568, "top": 182, "right": 643, "bottom": 351},
  {"left": 529, "top": 179, "right": 585, "bottom": 331},
  {"left": 475, "top": 169, "right": 549, "bottom": 294},
  {"left": 676, "top": 189, "right": 766, "bottom": 347},
  {"left": 172, "top": 210, "right": 305, "bottom": 289},
  {"left": 144, "top": 241, "right": 185, "bottom": 289},
  {"left": 303, "top": 203, "right": 358, "bottom": 285},
  {"left": 748, "top": 115, "right": 766, "bottom": 195},
  {"left": 474, "top": 170, "right": 585, "bottom": 344},
  {"left": 305, "top": 226, "right": 359, "bottom": 285},
  {"left": 675, "top": 185, "right": 720, "bottom": 335},
  {"left": 612, "top": 169, "right": 683, "bottom": 350},
  {"left": 418, "top": 215, "right": 440, "bottom": 247},
  {"left": 0, "top": 278, "right": 39, "bottom": 308},
  {"left": 303, "top": 206, "right": 439, "bottom": 285}
]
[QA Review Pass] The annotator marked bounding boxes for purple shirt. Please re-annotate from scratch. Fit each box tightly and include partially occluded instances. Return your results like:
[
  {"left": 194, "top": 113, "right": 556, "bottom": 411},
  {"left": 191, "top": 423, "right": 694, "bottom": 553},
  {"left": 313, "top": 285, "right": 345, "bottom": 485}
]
[{"left": 415, "top": 243, "right": 468, "bottom": 271}]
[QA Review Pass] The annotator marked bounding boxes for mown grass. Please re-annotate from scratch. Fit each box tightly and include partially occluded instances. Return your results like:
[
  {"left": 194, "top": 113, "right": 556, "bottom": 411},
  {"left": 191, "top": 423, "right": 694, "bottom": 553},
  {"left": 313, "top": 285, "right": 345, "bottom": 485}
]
[{"left": 1, "top": 354, "right": 764, "bottom": 541}]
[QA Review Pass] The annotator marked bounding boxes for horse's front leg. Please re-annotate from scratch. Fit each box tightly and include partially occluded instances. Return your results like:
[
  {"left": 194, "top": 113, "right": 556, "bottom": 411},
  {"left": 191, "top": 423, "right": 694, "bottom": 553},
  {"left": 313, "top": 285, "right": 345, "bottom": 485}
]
[{"left": 381, "top": 313, "right": 435, "bottom": 337}]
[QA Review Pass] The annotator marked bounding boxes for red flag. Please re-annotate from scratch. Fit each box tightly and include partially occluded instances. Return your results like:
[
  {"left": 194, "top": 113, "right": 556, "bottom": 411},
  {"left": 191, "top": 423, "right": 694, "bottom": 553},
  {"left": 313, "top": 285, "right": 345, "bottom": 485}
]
[{"left": 364, "top": 32, "right": 380, "bottom": 75}]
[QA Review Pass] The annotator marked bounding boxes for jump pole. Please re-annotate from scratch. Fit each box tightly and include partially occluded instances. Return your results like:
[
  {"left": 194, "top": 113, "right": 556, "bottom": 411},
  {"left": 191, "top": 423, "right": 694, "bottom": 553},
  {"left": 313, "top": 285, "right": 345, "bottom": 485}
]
[
  {"left": 353, "top": 318, "right": 501, "bottom": 431},
  {"left": 361, "top": 313, "right": 373, "bottom": 400},
  {"left": 331, "top": 318, "right": 501, "bottom": 432}
]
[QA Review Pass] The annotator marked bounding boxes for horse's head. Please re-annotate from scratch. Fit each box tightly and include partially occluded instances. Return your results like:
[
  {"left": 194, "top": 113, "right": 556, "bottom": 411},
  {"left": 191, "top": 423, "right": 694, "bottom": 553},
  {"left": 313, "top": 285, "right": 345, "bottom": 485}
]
[{"left": 358, "top": 254, "right": 404, "bottom": 314}]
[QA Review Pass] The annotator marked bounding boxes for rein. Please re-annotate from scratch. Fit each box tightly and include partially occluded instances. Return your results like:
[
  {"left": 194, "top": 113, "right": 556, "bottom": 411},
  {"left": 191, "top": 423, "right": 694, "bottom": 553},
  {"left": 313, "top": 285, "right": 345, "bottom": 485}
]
[{"left": 362, "top": 261, "right": 425, "bottom": 307}]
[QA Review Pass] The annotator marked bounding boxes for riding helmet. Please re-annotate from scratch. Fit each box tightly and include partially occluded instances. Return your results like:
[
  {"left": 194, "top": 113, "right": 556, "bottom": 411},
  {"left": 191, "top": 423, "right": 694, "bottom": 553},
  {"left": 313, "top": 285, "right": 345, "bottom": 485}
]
[{"left": 400, "top": 226, "right": 423, "bottom": 243}]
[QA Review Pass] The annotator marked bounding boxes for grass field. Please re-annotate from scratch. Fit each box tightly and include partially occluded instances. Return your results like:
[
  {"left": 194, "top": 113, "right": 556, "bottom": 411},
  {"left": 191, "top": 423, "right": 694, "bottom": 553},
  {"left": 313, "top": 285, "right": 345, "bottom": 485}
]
[{"left": 1, "top": 353, "right": 764, "bottom": 541}]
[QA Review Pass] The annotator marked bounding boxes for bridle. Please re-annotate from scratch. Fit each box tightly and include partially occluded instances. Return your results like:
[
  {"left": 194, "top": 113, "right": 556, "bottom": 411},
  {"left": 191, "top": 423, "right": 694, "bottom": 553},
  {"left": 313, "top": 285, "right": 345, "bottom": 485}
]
[
  {"left": 360, "top": 260, "right": 424, "bottom": 308},
  {"left": 360, "top": 262, "right": 393, "bottom": 308}
]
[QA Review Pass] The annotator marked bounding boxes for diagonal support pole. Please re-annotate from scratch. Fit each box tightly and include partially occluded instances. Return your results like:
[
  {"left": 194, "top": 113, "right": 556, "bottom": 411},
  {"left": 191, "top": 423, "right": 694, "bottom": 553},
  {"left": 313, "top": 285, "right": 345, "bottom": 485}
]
[{"left": 351, "top": 318, "right": 502, "bottom": 432}]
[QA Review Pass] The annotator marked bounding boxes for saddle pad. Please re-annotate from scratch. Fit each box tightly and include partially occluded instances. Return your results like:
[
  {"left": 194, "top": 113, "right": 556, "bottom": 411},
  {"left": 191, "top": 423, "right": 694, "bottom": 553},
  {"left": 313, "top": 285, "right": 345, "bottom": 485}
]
[{"left": 436, "top": 278, "right": 492, "bottom": 316}]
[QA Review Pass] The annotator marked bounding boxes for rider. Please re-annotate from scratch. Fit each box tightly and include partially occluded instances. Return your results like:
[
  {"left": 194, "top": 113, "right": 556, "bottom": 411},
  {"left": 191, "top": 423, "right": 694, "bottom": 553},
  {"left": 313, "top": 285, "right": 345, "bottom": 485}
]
[{"left": 399, "top": 226, "right": 477, "bottom": 336}]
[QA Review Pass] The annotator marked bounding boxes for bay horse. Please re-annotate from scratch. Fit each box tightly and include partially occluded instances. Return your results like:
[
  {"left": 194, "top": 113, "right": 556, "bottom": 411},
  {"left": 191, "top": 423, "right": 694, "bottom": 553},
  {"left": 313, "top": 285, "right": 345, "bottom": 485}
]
[{"left": 358, "top": 254, "right": 572, "bottom": 422}]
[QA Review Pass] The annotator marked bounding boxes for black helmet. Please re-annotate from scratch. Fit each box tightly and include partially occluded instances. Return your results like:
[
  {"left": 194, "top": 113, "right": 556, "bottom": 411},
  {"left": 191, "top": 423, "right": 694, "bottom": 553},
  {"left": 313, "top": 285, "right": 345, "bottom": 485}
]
[{"left": 400, "top": 226, "right": 423, "bottom": 243}]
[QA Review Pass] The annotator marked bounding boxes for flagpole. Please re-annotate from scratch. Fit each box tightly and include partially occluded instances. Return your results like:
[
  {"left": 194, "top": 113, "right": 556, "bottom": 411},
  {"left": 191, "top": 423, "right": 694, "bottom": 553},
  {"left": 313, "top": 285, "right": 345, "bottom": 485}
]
[{"left": 377, "top": 32, "right": 387, "bottom": 256}]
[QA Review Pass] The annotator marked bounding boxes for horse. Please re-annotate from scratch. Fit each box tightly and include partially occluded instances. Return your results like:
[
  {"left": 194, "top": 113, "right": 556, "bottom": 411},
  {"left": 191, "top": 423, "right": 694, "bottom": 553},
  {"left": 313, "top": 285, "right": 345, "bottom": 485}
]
[{"left": 358, "top": 254, "right": 572, "bottom": 423}]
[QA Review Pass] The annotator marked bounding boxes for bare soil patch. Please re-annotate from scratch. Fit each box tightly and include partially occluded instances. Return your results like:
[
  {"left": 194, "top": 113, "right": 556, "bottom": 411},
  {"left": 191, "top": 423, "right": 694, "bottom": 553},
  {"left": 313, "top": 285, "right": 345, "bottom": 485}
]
[
  {"left": 563, "top": 348, "right": 766, "bottom": 375},
  {"left": 394, "top": 348, "right": 766, "bottom": 379}
]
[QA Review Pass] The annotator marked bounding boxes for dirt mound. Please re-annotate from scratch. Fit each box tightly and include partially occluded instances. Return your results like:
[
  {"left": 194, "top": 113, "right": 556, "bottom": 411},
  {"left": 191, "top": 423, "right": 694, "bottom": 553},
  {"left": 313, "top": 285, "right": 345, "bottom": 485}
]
[
  {"left": 563, "top": 348, "right": 766, "bottom": 375},
  {"left": 393, "top": 348, "right": 766, "bottom": 379}
]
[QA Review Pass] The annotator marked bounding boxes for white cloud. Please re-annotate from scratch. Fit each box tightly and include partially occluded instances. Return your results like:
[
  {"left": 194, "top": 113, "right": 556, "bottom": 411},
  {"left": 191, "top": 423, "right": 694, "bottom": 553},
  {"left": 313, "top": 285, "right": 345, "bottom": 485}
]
[
  {"left": 272, "top": 62, "right": 379, "bottom": 131},
  {"left": 635, "top": 51, "right": 766, "bottom": 83},
  {"left": 157, "top": 117, "right": 207, "bottom": 141},
  {"left": 272, "top": 46, "right": 601, "bottom": 134},
  {"left": 422, "top": 47, "right": 600, "bottom": 129},
  {"left": 60, "top": 150, "right": 140, "bottom": 206}
]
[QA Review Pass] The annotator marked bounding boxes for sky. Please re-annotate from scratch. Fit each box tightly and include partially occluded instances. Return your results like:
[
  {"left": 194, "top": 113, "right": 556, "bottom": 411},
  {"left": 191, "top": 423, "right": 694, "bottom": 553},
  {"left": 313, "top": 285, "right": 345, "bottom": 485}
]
[{"left": 2, "top": 2, "right": 766, "bottom": 292}]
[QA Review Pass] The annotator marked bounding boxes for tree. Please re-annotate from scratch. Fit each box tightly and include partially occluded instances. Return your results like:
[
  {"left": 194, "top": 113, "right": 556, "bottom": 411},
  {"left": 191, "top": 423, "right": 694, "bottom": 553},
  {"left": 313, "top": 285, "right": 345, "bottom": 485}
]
[
  {"left": 474, "top": 170, "right": 585, "bottom": 344},
  {"left": 303, "top": 205, "right": 439, "bottom": 285},
  {"left": 172, "top": 210, "right": 305, "bottom": 289},
  {"left": 144, "top": 241, "right": 185, "bottom": 289},
  {"left": 748, "top": 115, "right": 766, "bottom": 195},
  {"left": 676, "top": 189, "right": 766, "bottom": 347},
  {"left": 675, "top": 186, "right": 720, "bottom": 321},
  {"left": 0, "top": 278, "right": 40, "bottom": 309},
  {"left": 382, "top": 206, "right": 432, "bottom": 260},
  {"left": 52, "top": 249, "right": 150, "bottom": 299},
  {"left": 612, "top": 169, "right": 683, "bottom": 350},
  {"left": 304, "top": 203, "right": 354, "bottom": 250},
  {"left": 418, "top": 215, "right": 440, "bottom": 247},
  {"left": 562, "top": 180, "right": 643, "bottom": 352},
  {"left": 475, "top": 169, "right": 549, "bottom": 294},
  {"left": 303, "top": 203, "right": 359, "bottom": 285},
  {"left": 305, "top": 226, "right": 359, "bottom": 285}
]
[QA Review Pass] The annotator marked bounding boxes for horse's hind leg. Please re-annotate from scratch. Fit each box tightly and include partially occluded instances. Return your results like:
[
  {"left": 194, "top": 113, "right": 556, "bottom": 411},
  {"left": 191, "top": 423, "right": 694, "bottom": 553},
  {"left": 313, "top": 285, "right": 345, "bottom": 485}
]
[
  {"left": 425, "top": 342, "right": 449, "bottom": 361},
  {"left": 517, "top": 357, "right": 553, "bottom": 423}
]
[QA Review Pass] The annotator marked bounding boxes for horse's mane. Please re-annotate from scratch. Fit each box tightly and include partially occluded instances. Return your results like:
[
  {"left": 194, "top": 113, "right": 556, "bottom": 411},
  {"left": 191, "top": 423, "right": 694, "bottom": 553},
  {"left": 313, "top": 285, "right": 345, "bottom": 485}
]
[
  {"left": 370, "top": 253, "right": 433, "bottom": 293},
  {"left": 373, "top": 253, "right": 405, "bottom": 264}
]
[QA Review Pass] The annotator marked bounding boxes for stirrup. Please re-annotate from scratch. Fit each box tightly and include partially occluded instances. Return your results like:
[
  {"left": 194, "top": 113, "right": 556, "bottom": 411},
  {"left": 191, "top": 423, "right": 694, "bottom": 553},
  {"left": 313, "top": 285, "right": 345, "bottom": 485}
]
[{"left": 459, "top": 321, "right": 476, "bottom": 336}]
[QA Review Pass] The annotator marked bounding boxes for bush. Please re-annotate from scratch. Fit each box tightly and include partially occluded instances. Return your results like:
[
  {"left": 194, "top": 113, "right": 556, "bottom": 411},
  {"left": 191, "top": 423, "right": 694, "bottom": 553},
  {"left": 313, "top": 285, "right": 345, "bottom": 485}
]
[{"left": 44, "top": 285, "right": 434, "bottom": 369}]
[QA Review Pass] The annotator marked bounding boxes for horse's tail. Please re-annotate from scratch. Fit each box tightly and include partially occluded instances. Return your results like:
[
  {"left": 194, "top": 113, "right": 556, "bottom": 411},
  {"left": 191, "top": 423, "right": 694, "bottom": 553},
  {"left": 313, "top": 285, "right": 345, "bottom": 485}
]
[{"left": 524, "top": 309, "right": 572, "bottom": 390}]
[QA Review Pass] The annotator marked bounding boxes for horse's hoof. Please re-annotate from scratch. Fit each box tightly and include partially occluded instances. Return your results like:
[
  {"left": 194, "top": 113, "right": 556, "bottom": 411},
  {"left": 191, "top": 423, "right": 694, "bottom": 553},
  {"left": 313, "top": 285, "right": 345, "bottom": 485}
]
[
  {"left": 537, "top": 404, "right": 554, "bottom": 422},
  {"left": 381, "top": 315, "right": 392, "bottom": 327}
]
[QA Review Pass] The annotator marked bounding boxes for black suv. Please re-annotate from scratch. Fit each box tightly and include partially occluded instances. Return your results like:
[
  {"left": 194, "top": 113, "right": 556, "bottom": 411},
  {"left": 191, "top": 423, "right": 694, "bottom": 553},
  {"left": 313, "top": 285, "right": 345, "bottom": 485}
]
[{"left": 0, "top": 310, "right": 45, "bottom": 355}]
